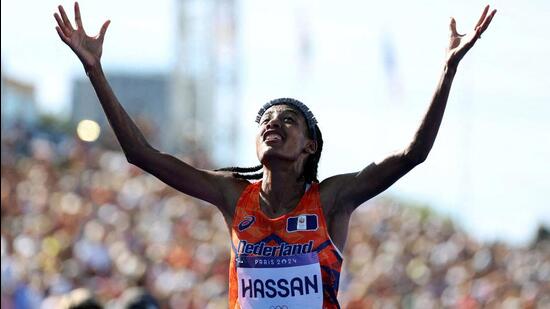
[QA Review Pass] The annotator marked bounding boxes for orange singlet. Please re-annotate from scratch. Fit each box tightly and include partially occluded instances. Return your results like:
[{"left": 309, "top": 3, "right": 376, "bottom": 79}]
[{"left": 229, "top": 181, "right": 343, "bottom": 309}]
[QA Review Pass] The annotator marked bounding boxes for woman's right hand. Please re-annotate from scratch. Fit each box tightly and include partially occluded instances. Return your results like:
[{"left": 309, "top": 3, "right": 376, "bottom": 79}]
[{"left": 54, "top": 2, "right": 110, "bottom": 70}]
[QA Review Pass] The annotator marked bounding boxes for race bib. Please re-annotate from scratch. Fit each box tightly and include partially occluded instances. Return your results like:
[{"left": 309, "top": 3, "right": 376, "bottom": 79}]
[{"left": 237, "top": 252, "right": 323, "bottom": 309}]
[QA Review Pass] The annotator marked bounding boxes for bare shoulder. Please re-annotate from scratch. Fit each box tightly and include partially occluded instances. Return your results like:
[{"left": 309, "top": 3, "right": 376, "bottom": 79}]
[
  {"left": 318, "top": 174, "right": 357, "bottom": 251},
  {"left": 205, "top": 170, "right": 251, "bottom": 218},
  {"left": 319, "top": 173, "right": 357, "bottom": 216}
]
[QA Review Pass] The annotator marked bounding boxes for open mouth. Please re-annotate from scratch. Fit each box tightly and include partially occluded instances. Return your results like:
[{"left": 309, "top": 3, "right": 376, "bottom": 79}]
[
  {"left": 263, "top": 130, "right": 284, "bottom": 143},
  {"left": 265, "top": 134, "right": 282, "bottom": 142}
]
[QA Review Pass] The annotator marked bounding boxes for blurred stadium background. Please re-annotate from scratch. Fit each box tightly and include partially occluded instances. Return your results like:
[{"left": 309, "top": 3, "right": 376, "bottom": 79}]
[{"left": 2, "top": 0, "right": 549, "bottom": 308}]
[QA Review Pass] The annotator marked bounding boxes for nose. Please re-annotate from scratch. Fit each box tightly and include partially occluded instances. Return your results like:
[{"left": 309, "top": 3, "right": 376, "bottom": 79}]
[{"left": 266, "top": 117, "right": 282, "bottom": 129}]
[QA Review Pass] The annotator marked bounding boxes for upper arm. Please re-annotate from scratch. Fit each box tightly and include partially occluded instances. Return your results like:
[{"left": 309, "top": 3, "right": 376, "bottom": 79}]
[
  {"left": 321, "top": 150, "right": 418, "bottom": 213},
  {"left": 128, "top": 146, "right": 248, "bottom": 216}
]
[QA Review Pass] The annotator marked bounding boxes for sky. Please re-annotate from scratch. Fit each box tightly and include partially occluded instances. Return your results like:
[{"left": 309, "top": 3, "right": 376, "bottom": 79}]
[{"left": 2, "top": 0, "right": 550, "bottom": 245}]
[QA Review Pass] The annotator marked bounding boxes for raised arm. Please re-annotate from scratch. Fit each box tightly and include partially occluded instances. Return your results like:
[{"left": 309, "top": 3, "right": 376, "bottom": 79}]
[
  {"left": 54, "top": 2, "right": 246, "bottom": 216},
  {"left": 322, "top": 6, "right": 497, "bottom": 212}
]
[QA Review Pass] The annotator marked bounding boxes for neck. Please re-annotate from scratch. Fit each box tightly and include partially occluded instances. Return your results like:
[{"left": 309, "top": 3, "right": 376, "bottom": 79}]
[{"left": 261, "top": 160, "right": 306, "bottom": 212}]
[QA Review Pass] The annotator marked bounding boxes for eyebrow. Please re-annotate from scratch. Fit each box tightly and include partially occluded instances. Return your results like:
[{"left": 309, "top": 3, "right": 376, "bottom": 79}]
[
  {"left": 261, "top": 109, "right": 300, "bottom": 120},
  {"left": 284, "top": 110, "right": 300, "bottom": 117}
]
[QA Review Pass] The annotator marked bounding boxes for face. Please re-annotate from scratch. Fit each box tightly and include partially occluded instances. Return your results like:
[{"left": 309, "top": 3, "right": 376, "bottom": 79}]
[{"left": 256, "top": 105, "right": 317, "bottom": 165}]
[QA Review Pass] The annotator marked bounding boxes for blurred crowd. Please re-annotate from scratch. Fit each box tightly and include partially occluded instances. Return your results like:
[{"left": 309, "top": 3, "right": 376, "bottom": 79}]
[
  {"left": 341, "top": 202, "right": 549, "bottom": 308},
  {"left": 2, "top": 129, "right": 549, "bottom": 308}
]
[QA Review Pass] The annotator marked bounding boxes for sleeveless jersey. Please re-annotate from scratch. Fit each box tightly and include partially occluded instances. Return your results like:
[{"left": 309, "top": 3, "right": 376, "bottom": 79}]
[{"left": 229, "top": 181, "right": 343, "bottom": 309}]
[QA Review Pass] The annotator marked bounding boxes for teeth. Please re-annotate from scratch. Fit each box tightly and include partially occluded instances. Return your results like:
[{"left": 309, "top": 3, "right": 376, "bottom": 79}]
[{"left": 265, "top": 133, "right": 282, "bottom": 141}]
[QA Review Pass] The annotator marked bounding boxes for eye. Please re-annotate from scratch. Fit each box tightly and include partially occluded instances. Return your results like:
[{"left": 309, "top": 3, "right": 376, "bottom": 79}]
[
  {"left": 260, "top": 117, "right": 270, "bottom": 124},
  {"left": 283, "top": 117, "right": 295, "bottom": 123}
]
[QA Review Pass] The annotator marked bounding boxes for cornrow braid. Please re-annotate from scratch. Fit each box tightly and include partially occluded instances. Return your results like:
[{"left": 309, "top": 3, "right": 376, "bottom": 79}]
[
  {"left": 235, "top": 172, "right": 263, "bottom": 180},
  {"left": 214, "top": 165, "right": 263, "bottom": 180},
  {"left": 215, "top": 165, "right": 262, "bottom": 173}
]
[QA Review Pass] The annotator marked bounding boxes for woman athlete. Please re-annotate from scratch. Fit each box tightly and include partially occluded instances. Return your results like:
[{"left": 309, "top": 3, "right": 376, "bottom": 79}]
[{"left": 54, "top": 3, "right": 496, "bottom": 308}]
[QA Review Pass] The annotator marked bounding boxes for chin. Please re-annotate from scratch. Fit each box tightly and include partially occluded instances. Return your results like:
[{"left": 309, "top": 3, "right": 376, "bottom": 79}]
[
  {"left": 259, "top": 148, "right": 297, "bottom": 165},
  {"left": 258, "top": 148, "right": 278, "bottom": 162}
]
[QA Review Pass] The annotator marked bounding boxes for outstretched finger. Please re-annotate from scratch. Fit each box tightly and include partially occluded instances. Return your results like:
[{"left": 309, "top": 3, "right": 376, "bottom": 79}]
[
  {"left": 475, "top": 5, "right": 489, "bottom": 30},
  {"left": 98, "top": 20, "right": 111, "bottom": 41},
  {"left": 54, "top": 13, "right": 71, "bottom": 37},
  {"left": 74, "top": 2, "right": 84, "bottom": 30},
  {"left": 58, "top": 5, "right": 74, "bottom": 31},
  {"left": 479, "top": 9, "right": 497, "bottom": 35},
  {"left": 55, "top": 26, "right": 71, "bottom": 45}
]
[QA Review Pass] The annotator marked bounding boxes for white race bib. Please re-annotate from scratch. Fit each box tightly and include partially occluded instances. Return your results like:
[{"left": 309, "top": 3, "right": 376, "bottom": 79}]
[{"left": 237, "top": 252, "right": 323, "bottom": 309}]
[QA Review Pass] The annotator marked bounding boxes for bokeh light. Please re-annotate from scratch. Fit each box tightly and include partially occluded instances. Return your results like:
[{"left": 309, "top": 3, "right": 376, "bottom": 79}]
[{"left": 76, "top": 119, "right": 101, "bottom": 142}]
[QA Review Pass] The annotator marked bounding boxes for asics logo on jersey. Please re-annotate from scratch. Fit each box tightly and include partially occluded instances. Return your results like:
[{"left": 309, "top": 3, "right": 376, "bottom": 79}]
[{"left": 238, "top": 215, "right": 256, "bottom": 231}]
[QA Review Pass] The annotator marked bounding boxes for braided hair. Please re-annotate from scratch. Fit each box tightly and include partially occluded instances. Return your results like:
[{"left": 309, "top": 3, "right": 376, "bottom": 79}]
[{"left": 216, "top": 98, "right": 323, "bottom": 183}]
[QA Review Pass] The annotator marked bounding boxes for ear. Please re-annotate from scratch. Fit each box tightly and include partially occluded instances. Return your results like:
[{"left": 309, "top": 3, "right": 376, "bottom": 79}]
[{"left": 304, "top": 140, "right": 317, "bottom": 155}]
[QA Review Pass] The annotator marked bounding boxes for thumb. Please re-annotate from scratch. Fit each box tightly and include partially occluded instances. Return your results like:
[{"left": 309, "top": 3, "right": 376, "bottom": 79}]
[{"left": 449, "top": 17, "right": 458, "bottom": 36}]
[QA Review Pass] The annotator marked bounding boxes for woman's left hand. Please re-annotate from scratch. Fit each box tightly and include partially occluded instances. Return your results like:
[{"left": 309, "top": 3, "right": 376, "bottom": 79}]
[{"left": 446, "top": 5, "right": 497, "bottom": 67}]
